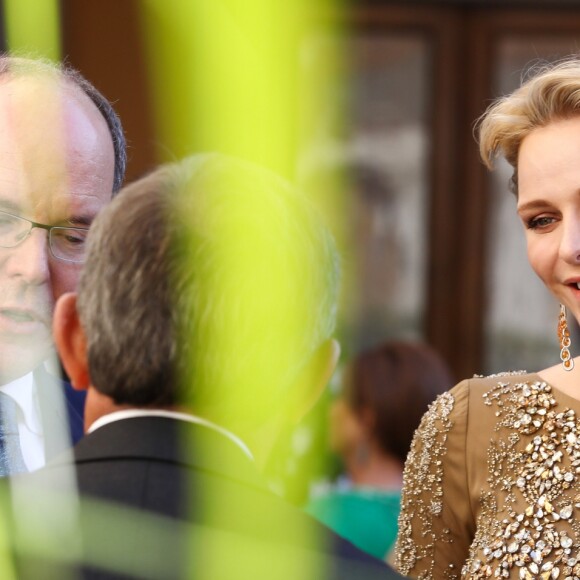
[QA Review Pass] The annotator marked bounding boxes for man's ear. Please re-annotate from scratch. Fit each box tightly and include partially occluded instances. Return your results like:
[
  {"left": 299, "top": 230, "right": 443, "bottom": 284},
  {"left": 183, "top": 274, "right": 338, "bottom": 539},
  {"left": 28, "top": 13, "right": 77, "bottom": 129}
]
[
  {"left": 53, "top": 293, "right": 90, "bottom": 391},
  {"left": 286, "top": 338, "right": 341, "bottom": 424}
]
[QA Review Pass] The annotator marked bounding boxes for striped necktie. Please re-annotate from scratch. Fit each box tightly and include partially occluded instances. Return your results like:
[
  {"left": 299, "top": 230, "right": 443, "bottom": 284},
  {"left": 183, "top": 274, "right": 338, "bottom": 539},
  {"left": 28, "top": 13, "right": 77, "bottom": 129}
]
[{"left": 0, "top": 392, "right": 27, "bottom": 476}]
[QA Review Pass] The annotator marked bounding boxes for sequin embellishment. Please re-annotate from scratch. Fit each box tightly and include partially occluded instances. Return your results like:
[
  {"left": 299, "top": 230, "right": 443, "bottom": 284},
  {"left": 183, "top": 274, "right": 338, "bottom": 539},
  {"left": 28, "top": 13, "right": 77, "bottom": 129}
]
[
  {"left": 465, "top": 381, "right": 580, "bottom": 579},
  {"left": 395, "top": 391, "right": 456, "bottom": 578},
  {"left": 395, "top": 376, "right": 580, "bottom": 580}
]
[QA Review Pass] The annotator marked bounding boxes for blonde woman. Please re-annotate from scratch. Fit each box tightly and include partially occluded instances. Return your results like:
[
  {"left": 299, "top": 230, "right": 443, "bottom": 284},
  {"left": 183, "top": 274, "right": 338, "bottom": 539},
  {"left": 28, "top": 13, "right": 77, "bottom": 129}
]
[{"left": 395, "top": 59, "right": 580, "bottom": 579}]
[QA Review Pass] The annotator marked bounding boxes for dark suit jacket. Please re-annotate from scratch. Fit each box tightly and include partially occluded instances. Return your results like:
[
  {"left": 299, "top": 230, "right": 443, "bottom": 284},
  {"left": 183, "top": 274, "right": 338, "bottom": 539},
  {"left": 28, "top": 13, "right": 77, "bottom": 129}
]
[{"left": 15, "top": 416, "right": 404, "bottom": 579}]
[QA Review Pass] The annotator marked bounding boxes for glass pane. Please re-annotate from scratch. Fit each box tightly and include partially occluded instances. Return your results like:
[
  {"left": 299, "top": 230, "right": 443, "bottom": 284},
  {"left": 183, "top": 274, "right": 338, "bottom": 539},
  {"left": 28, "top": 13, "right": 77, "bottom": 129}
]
[
  {"left": 289, "top": 31, "right": 432, "bottom": 503},
  {"left": 345, "top": 34, "right": 431, "bottom": 352},
  {"left": 485, "top": 36, "right": 580, "bottom": 373}
]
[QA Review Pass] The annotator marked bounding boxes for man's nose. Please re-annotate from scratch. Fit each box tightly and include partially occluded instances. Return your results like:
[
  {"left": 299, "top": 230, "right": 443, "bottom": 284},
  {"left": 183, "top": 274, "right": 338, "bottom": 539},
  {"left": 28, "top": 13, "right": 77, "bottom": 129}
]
[{"left": 5, "top": 229, "right": 51, "bottom": 285}]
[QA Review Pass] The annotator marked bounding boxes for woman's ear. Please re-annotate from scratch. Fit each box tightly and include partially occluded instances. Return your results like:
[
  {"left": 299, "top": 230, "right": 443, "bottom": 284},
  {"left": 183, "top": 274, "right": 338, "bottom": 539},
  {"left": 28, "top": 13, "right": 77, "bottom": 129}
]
[{"left": 53, "top": 293, "right": 90, "bottom": 391}]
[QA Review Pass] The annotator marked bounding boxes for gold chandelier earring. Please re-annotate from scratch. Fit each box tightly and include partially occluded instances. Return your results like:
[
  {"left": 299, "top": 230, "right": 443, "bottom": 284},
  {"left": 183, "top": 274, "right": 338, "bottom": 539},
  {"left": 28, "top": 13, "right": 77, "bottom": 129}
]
[{"left": 558, "top": 304, "right": 574, "bottom": 372}]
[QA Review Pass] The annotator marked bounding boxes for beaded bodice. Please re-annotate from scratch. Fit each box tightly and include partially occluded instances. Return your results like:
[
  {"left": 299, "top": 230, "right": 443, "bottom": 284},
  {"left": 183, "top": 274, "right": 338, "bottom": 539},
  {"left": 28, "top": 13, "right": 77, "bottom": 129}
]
[{"left": 395, "top": 373, "right": 580, "bottom": 580}]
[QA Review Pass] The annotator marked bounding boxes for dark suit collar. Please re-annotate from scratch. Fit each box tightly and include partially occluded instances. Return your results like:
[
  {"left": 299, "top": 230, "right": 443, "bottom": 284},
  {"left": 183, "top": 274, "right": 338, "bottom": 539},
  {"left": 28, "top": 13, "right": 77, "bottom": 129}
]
[
  {"left": 72, "top": 416, "right": 267, "bottom": 492},
  {"left": 90, "top": 409, "right": 253, "bottom": 460}
]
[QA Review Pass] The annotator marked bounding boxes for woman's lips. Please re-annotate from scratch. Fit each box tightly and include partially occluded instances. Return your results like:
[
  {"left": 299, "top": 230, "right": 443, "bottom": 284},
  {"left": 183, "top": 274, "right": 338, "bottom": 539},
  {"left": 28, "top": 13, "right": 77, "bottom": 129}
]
[{"left": 563, "top": 277, "right": 580, "bottom": 291}]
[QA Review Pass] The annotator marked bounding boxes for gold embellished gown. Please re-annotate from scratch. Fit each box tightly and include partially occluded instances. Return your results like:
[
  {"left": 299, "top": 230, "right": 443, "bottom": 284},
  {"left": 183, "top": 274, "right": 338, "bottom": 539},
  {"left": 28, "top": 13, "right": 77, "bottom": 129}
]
[{"left": 394, "top": 372, "right": 580, "bottom": 579}]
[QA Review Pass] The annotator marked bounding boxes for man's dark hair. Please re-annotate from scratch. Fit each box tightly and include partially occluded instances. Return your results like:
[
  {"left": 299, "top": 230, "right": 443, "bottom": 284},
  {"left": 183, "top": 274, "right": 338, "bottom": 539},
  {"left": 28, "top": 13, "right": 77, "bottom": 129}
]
[{"left": 77, "top": 154, "right": 340, "bottom": 430}]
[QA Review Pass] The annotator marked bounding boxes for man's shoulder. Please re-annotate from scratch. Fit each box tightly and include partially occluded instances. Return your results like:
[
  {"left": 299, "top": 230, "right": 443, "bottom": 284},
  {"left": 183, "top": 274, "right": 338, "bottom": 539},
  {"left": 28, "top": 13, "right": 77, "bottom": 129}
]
[{"left": 22, "top": 415, "right": 403, "bottom": 578}]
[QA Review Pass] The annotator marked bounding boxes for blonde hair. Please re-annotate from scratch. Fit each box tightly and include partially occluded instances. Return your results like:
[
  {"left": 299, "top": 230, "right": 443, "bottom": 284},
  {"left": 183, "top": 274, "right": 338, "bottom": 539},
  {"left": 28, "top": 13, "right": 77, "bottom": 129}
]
[{"left": 478, "top": 58, "right": 580, "bottom": 194}]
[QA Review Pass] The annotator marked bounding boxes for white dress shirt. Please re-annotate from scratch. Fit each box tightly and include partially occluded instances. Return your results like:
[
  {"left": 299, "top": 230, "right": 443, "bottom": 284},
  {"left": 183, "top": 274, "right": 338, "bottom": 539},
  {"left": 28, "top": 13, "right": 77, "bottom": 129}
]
[
  {"left": 89, "top": 409, "right": 254, "bottom": 461},
  {"left": 0, "top": 372, "right": 45, "bottom": 471}
]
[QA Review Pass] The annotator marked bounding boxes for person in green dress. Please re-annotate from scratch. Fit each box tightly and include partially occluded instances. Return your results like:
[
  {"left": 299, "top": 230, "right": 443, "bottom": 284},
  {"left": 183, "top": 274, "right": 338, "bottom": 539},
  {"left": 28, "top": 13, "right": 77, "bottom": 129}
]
[{"left": 306, "top": 341, "right": 453, "bottom": 560}]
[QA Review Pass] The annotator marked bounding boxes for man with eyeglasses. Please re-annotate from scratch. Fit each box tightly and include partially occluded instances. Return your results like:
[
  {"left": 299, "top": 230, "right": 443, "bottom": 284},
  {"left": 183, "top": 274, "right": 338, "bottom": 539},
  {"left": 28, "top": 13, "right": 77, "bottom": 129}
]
[
  {"left": 0, "top": 213, "right": 89, "bottom": 263},
  {"left": 0, "top": 56, "right": 126, "bottom": 474}
]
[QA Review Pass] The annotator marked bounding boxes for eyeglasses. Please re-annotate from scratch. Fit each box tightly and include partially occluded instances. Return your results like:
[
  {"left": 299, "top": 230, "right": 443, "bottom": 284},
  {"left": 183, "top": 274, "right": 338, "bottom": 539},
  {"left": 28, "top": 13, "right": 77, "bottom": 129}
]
[{"left": 0, "top": 209, "right": 90, "bottom": 263}]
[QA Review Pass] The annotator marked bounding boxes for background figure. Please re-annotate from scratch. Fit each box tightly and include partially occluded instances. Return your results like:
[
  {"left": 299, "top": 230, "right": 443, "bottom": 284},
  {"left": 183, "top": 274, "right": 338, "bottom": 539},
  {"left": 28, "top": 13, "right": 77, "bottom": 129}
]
[
  {"left": 306, "top": 341, "right": 453, "bottom": 560},
  {"left": 0, "top": 55, "right": 125, "bottom": 474}
]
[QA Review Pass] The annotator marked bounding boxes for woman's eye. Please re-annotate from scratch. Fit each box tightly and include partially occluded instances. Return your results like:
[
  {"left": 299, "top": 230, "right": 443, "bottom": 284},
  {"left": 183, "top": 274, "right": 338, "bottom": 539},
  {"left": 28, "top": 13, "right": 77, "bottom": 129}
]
[{"left": 527, "top": 216, "right": 556, "bottom": 230}]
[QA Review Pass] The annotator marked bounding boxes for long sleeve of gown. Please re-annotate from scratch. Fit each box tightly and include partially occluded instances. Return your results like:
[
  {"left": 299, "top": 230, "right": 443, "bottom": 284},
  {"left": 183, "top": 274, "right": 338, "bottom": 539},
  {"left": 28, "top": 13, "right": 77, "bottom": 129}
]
[{"left": 394, "top": 380, "right": 475, "bottom": 579}]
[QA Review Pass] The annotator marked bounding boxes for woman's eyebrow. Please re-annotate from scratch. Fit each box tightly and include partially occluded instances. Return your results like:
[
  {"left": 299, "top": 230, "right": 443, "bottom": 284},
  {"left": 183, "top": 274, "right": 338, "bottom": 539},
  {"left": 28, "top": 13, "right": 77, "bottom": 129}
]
[{"left": 516, "top": 199, "right": 551, "bottom": 213}]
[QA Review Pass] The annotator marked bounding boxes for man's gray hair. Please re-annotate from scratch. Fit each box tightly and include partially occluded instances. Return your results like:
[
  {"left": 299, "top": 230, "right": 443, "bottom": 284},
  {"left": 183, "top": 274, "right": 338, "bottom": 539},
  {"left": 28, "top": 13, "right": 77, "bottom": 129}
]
[
  {"left": 0, "top": 55, "right": 126, "bottom": 193},
  {"left": 77, "top": 154, "right": 340, "bottom": 427}
]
